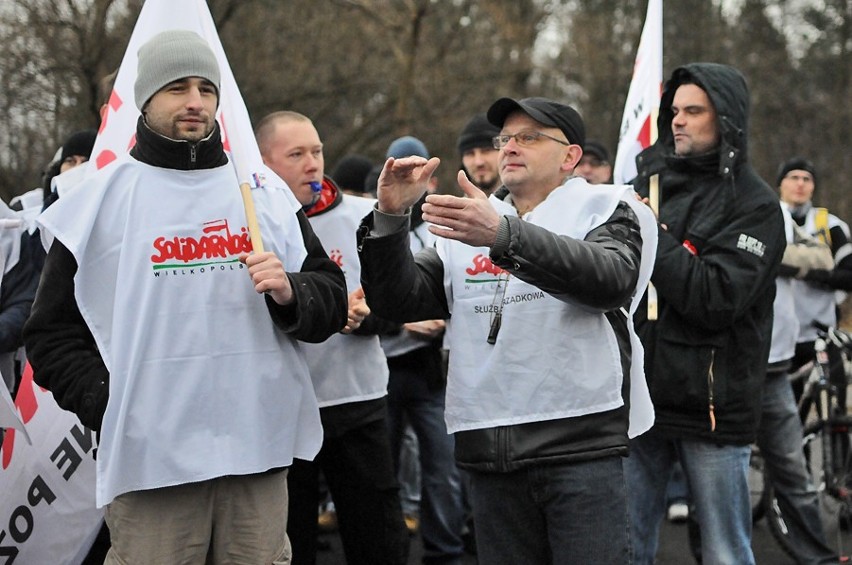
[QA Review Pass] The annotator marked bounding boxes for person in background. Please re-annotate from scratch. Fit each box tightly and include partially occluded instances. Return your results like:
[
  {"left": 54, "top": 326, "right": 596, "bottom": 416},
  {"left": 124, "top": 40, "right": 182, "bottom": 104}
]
[
  {"left": 41, "top": 129, "right": 98, "bottom": 210},
  {"left": 626, "top": 63, "right": 786, "bottom": 565},
  {"left": 2, "top": 127, "right": 98, "bottom": 397},
  {"left": 777, "top": 157, "right": 852, "bottom": 403},
  {"left": 357, "top": 96, "right": 657, "bottom": 564},
  {"left": 381, "top": 135, "right": 467, "bottom": 564},
  {"left": 331, "top": 154, "right": 375, "bottom": 197},
  {"left": 0, "top": 201, "right": 31, "bottom": 397},
  {"left": 575, "top": 140, "right": 612, "bottom": 185},
  {"left": 457, "top": 113, "right": 501, "bottom": 195},
  {"left": 256, "top": 110, "right": 409, "bottom": 565},
  {"left": 756, "top": 205, "right": 837, "bottom": 564},
  {"left": 24, "top": 30, "right": 347, "bottom": 564}
]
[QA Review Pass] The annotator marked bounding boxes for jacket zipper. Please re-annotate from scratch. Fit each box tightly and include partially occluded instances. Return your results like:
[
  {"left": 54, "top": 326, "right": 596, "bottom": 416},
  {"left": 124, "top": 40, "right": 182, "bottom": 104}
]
[
  {"left": 190, "top": 144, "right": 197, "bottom": 166},
  {"left": 707, "top": 350, "right": 716, "bottom": 432}
]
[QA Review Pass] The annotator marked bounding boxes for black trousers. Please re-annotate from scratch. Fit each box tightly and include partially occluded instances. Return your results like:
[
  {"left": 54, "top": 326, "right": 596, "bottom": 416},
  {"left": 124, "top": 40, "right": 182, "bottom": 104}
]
[{"left": 287, "top": 406, "right": 409, "bottom": 565}]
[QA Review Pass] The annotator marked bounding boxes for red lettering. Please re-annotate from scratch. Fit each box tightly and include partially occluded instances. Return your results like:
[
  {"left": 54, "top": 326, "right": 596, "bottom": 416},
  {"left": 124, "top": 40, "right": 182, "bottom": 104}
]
[
  {"left": 465, "top": 254, "right": 505, "bottom": 276},
  {"left": 150, "top": 222, "right": 252, "bottom": 264}
]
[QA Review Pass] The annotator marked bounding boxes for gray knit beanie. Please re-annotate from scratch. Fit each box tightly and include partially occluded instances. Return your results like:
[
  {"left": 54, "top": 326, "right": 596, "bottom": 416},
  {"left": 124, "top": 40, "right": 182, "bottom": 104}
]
[{"left": 134, "top": 30, "right": 221, "bottom": 110}]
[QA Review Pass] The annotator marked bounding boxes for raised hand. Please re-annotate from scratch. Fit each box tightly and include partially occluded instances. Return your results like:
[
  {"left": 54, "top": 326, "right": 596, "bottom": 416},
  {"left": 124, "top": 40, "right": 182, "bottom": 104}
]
[
  {"left": 421, "top": 170, "right": 502, "bottom": 248},
  {"left": 377, "top": 156, "right": 441, "bottom": 215}
]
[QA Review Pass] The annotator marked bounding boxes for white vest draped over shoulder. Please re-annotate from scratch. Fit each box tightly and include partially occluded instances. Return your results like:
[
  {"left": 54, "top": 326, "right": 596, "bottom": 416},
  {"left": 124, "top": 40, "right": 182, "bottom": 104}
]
[
  {"left": 37, "top": 155, "right": 323, "bottom": 507},
  {"left": 437, "top": 178, "right": 656, "bottom": 437}
]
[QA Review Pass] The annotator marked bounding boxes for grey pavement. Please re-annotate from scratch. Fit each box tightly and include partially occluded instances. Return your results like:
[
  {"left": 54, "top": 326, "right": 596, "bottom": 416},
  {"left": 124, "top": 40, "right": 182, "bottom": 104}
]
[{"left": 316, "top": 516, "right": 797, "bottom": 564}]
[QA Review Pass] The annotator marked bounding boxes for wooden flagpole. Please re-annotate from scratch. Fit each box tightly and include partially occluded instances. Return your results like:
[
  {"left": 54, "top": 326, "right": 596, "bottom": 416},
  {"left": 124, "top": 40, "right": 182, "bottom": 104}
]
[
  {"left": 240, "top": 182, "right": 264, "bottom": 254},
  {"left": 647, "top": 107, "right": 660, "bottom": 321}
]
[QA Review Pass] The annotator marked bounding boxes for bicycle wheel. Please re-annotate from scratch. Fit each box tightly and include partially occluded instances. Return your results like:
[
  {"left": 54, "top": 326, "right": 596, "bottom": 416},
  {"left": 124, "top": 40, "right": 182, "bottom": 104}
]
[
  {"left": 749, "top": 445, "right": 771, "bottom": 523},
  {"left": 766, "top": 424, "right": 852, "bottom": 561}
]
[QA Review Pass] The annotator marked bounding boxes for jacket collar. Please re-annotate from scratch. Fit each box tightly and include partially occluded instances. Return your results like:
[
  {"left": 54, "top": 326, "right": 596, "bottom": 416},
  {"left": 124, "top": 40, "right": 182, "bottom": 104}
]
[{"left": 130, "top": 116, "right": 229, "bottom": 171}]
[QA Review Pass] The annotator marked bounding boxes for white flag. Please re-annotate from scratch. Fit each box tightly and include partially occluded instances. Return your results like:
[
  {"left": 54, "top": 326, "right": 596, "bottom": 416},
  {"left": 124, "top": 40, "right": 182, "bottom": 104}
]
[
  {"left": 0, "top": 364, "right": 101, "bottom": 564},
  {"left": 0, "top": 379, "right": 28, "bottom": 441},
  {"left": 613, "top": 0, "right": 663, "bottom": 185}
]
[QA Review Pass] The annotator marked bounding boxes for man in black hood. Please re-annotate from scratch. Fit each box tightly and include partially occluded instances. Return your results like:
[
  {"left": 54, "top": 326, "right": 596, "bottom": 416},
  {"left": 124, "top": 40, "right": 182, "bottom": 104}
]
[{"left": 625, "top": 63, "right": 785, "bottom": 564}]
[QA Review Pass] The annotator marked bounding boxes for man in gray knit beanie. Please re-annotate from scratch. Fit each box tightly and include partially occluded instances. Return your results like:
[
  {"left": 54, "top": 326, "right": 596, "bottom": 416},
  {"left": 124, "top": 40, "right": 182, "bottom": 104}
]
[
  {"left": 24, "top": 25, "right": 349, "bottom": 565},
  {"left": 134, "top": 29, "right": 221, "bottom": 143}
]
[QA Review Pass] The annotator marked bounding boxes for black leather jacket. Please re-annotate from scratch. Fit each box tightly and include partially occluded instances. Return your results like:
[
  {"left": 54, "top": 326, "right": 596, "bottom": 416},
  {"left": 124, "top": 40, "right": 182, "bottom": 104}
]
[{"left": 357, "top": 193, "right": 643, "bottom": 472}]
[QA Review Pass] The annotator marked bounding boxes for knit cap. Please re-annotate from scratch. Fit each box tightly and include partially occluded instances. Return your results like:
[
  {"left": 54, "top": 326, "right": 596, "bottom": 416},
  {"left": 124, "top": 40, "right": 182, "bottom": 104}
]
[
  {"left": 387, "top": 136, "right": 429, "bottom": 159},
  {"left": 457, "top": 113, "right": 500, "bottom": 155},
  {"left": 776, "top": 157, "right": 817, "bottom": 187},
  {"left": 61, "top": 129, "right": 97, "bottom": 162},
  {"left": 331, "top": 154, "right": 374, "bottom": 194},
  {"left": 134, "top": 30, "right": 221, "bottom": 110}
]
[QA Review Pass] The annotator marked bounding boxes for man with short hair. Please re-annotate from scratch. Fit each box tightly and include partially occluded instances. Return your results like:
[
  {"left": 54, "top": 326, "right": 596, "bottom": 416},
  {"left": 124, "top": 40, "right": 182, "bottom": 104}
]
[
  {"left": 357, "top": 96, "right": 657, "bottom": 564},
  {"left": 456, "top": 113, "right": 501, "bottom": 195},
  {"left": 777, "top": 157, "right": 852, "bottom": 374},
  {"left": 626, "top": 63, "right": 786, "bottom": 565},
  {"left": 256, "top": 111, "right": 410, "bottom": 565},
  {"left": 575, "top": 140, "right": 612, "bottom": 185},
  {"left": 24, "top": 30, "right": 347, "bottom": 564}
]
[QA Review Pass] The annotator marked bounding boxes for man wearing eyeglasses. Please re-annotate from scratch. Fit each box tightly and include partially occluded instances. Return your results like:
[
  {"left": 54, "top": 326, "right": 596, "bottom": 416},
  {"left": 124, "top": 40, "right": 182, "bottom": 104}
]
[{"left": 356, "top": 96, "right": 658, "bottom": 564}]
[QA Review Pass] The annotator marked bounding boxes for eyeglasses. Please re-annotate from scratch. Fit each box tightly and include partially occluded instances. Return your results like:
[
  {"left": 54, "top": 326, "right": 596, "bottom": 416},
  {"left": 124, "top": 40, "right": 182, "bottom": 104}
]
[{"left": 492, "top": 131, "right": 570, "bottom": 150}]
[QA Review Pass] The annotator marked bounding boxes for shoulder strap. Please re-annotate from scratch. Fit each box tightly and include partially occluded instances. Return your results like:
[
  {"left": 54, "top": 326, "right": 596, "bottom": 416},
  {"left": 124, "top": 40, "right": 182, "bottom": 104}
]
[{"left": 814, "top": 207, "right": 832, "bottom": 247}]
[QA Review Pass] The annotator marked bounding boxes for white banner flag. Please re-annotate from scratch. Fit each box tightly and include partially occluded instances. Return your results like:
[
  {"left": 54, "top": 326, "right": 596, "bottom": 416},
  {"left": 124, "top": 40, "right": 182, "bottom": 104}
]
[
  {"left": 0, "top": 365, "right": 102, "bottom": 564},
  {"left": 0, "top": 380, "right": 28, "bottom": 442},
  {"left": 613, "top": 0, "right": 663, "bottom": 185}
]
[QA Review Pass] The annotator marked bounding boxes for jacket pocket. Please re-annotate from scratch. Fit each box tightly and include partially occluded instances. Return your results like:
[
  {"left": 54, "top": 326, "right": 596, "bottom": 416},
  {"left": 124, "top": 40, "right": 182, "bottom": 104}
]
[{"left": 650, "top": 326, "right": 727, "bottom": 431}]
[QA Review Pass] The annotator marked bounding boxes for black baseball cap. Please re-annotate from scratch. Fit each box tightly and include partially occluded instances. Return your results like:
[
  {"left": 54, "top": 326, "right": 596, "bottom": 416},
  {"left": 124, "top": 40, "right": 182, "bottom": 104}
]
[{"left": 487, "top": 97, "right": 585, "bottom": 147}]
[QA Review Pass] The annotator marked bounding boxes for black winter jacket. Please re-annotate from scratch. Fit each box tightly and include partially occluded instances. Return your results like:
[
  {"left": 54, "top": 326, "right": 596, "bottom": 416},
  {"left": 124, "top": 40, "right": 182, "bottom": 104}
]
[
  {"left": 632, "top": 63, "right": 785, "bottom": 445},
  {"left": 358, "top": 194, "right": 644, "bottom": 472},
  {"left": 22, "top": 118, "right": 347, "bottom": 432}
]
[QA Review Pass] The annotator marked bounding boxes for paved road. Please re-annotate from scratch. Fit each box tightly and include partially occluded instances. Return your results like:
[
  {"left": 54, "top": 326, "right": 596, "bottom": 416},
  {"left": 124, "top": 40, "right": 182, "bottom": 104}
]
[{"left": 316, "top": 515, "right": 798, "bottom": 564}]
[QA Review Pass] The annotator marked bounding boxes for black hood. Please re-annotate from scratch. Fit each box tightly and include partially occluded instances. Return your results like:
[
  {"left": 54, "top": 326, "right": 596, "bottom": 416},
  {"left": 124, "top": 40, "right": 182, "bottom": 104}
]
[{"left": 637, "top": 63, "right": 750, "bottom": 180}]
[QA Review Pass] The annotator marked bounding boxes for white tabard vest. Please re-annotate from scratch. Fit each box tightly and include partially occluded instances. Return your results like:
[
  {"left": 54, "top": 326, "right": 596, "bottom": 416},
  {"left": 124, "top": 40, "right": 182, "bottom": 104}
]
[
  {"left": 784, "top": 203, "right": 851, "bottom": 342},
  {"left": 769, "top": 207, "right": 799, "bottom": 364},
  {"left": 302, "top": 194, "right": 389, "bottom": 407},
  {"left": 37, "top": 155, "right": 323, "bottom": 507},
  {"left": 437, "top": 178, "right": 656, "bottom": 437}
]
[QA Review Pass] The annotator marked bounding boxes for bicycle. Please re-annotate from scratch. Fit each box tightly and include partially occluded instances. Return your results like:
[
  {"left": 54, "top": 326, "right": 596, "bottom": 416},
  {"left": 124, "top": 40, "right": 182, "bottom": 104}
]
[{"left": 761, "top": 322, "right": 852, "bottom": 561}]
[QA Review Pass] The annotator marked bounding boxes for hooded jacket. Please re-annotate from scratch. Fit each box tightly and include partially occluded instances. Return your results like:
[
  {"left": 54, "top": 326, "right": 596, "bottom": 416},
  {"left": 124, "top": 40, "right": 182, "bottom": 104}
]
[{"left": 632, "top": 63, "right": 785, "bottom": 445}]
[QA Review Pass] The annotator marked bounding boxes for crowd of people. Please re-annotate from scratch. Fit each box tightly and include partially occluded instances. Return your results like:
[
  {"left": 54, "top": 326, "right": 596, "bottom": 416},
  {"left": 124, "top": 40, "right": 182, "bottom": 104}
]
[{"left": 1, "top": 28, "right": 851, "bottom": 565}]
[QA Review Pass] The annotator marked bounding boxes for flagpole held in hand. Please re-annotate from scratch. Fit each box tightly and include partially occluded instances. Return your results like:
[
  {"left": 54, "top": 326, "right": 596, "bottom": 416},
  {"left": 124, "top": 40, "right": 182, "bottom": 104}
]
[
  {"left": 647, "top": 107, "right": 660, "bottom": 321},
  {"left": 240, "top": 182, "right": 264, "bottom": 254}
]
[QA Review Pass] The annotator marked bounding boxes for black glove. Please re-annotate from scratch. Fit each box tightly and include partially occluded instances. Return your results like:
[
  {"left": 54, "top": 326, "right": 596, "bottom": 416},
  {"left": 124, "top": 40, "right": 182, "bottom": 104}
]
[{"left": 803, "top": 268, "right": 831, "bottom": 286}]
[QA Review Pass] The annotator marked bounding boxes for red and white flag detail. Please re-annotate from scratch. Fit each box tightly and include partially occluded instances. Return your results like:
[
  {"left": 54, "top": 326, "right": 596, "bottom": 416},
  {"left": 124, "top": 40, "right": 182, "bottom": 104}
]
[
  {"left": 613, "top": 0, "right": 663, "bottom": 185},
  {"left": 0, "top": 365, "right": 101, "bottom": 564}
]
